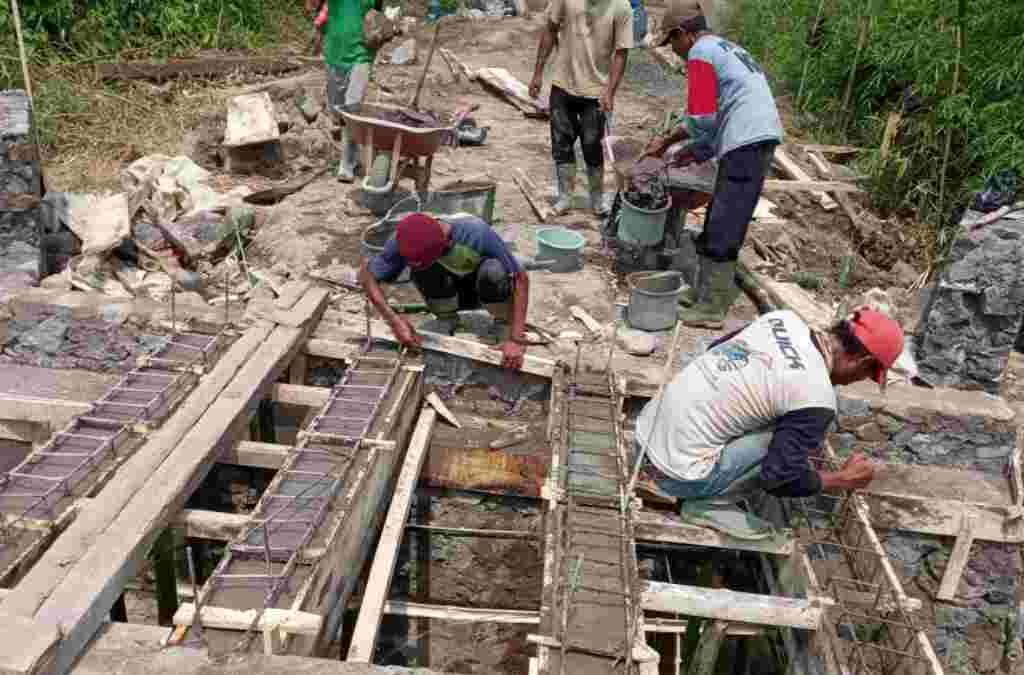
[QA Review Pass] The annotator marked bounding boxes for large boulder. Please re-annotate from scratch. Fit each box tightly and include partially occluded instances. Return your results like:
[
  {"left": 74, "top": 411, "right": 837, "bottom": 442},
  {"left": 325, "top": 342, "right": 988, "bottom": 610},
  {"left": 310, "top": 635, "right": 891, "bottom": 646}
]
[{"left": 916, "top": 211, "right": 1024, "bottom": 393}]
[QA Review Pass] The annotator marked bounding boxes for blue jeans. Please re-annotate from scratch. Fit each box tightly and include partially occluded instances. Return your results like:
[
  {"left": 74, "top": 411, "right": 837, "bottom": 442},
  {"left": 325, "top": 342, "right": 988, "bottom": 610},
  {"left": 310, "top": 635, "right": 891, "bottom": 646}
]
[{"left": 636, "top": 428, "right": 774, "bottom": 500}]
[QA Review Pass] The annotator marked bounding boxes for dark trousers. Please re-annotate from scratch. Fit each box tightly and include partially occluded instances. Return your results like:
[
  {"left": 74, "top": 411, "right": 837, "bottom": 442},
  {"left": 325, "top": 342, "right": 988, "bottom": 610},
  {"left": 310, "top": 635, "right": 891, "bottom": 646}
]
[
  {"left": 549, "top": 85, "right": 605, "bottom": 168},
  {"left": 696, "top": 141, "right": 777, "bottom": 262},
  {"left": 411, "top": 258, "right": 513, "bottom": 318}
]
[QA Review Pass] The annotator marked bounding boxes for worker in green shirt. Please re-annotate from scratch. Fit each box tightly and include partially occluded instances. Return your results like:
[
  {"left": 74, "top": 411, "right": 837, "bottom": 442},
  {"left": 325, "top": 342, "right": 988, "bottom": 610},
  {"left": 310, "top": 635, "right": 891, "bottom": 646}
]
[{"left": 306, "top": 0, "right": 379, "bottom": 182}]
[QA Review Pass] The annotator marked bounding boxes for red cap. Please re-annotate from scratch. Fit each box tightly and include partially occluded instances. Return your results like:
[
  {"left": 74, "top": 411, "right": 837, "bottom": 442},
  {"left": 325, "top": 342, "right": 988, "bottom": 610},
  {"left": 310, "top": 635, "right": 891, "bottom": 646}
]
[
  {"left": 849, "top": 308, "right": 904, "bottom": 386},
  {"left": 397, "top": 213, "right": 447, "bottom": 269}
]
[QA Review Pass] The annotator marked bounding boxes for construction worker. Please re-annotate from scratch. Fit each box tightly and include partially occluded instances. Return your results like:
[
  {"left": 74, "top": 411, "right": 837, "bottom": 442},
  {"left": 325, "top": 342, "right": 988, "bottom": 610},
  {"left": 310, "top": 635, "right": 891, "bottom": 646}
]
[
  {"left": 633, "top": 307, "right": 903, "bottom": 540},
  {"left": 646, "top": 0, "right": 782, "bottom": 328},
  {"left": 307, "top": 0, "right": 377, "bottom": 182},
  {"left": 359, "top": 213, "right": 530, "bottom": 371},
  {"left": 528, "top": 0, "right": 634, "bottom": 216}
]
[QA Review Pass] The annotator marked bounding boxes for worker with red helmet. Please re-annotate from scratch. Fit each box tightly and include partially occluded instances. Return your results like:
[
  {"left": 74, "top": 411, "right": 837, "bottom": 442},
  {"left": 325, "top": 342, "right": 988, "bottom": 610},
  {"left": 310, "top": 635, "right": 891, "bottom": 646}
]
[
  {"left": 633, "top": 307, "right": 904, "bottom": 540},
  {"left": 359, "top": 213, "right": 530, "bottom": 371}
]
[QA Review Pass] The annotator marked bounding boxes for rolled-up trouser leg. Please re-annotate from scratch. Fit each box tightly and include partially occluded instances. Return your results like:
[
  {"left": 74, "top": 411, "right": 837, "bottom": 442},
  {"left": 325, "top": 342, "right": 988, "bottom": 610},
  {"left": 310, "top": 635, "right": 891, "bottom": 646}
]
[
  {"left": 476, "top": 258, "right": 514, "bottom": 322},
  {"left": 696, "top": 141, "right": 776, "bottom": 262}
]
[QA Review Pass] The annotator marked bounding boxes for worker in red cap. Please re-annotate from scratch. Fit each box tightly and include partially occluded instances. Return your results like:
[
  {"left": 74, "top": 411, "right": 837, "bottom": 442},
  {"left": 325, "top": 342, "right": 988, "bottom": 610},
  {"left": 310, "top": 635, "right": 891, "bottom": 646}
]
[
  {"left": 359, "top": 213, "right": 531, "bottom": 370},
  {"left": 631, "top": 307, "right": 904, "bottom": 540}
]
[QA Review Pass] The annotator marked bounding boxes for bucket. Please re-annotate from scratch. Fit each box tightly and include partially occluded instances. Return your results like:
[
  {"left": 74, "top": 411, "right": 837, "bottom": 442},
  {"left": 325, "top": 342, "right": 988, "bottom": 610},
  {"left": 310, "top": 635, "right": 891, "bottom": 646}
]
[
  {"left": 536, "top": 227, "right": 585, "bottom": 273},
  {"left": 618, "top": 193, "right": 669, "bottom": 246},
  {"left": 627, "top": 271, "right": 684, "bottom": 331}
]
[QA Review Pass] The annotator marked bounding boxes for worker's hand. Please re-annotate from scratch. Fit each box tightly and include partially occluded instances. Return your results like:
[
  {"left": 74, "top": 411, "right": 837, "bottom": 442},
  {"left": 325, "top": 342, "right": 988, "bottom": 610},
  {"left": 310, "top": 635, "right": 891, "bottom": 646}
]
[
  {"left": 838, "top": 452, "right": 875, "bottom": 490},
  {"left": 494, "top": 339, "right": 525, "bottom": 371},
  {"left": 391, "top": 316, "right": 423, "bottom": 349},
  {"left": 600, "top": 89, "right": 614, "bottom": 113},
  {"left": 528, "top": 74, "right": 543, "bottom": 101}
]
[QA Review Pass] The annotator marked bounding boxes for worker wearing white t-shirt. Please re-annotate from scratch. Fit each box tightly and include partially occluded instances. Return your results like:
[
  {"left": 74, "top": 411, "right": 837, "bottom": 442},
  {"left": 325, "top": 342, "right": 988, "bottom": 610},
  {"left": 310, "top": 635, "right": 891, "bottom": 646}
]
[{"left": 634, "top": 308, "right": 904, "bottom": 539}]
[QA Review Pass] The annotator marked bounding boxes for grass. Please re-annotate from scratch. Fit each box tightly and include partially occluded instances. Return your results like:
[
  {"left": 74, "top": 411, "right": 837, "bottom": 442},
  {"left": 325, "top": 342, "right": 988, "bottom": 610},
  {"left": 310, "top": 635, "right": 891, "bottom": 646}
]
[{"left": 1, "top": 0, "right": 308, "bottom": 192}]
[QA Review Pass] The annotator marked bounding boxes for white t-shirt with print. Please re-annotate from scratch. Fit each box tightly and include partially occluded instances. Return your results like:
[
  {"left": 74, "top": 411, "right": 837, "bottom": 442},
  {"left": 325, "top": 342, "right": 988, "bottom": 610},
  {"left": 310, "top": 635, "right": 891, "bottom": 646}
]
[{"left": 636, "top": 310, "right": 836, "bottom": 481}]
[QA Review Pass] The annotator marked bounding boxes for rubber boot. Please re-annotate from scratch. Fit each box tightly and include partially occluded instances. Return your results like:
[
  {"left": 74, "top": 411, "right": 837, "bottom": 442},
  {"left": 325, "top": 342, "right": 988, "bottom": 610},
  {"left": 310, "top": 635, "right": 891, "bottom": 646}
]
[
  {"left": 586, "top": 165, "right": 609, "bottom": 217},
  {"left": 678, "top": 254, "right": 701, "bottom": 307},
  {"left": 553, "top": 163, "right": 575, "bottom": 215},
  {"left": 678, "top": 498, "right": 775, "bottom": 541},
  {"left": 680, "top": 258, "right": 740, "bottom": 329},
  {"left": 337, "top": 127, "right": 359, "bottom": 183}
]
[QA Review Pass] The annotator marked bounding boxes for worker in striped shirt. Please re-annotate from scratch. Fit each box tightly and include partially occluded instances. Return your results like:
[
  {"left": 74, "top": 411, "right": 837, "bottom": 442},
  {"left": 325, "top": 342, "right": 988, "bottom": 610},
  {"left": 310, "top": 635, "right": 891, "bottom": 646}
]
[{"left": 646, "top": 0, "right": 783, "bottom": 328}]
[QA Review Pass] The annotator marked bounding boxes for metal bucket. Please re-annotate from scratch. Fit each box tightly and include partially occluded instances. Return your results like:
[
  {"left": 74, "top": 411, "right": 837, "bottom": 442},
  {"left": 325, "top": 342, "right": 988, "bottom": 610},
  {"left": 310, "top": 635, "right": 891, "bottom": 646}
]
[{"left": 627, "top": 271, "right": 684, "bottom": 331}]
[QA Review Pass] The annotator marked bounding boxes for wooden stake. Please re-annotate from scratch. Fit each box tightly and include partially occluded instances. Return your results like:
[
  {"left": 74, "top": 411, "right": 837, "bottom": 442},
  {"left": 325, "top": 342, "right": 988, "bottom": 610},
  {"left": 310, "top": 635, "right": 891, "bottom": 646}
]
[
  {"left": 937, "top": 514, "right": 976, "bottom": 601},
  {"left": 513, "top": 169, "right": 554, "bottom": 222},
  {"left": 426, "top": 391, "right": 461, "bottom": 428},
  {"left": 153, "top": 529, "right": 179, "bottom": 627}
]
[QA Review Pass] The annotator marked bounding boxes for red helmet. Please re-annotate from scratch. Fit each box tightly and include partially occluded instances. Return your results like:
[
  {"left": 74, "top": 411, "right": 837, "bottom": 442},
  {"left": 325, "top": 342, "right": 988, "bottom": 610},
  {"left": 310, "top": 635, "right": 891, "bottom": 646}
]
[
  {"left": 849, "top": 308, "right": 904, "bottom": 386},
  {"left": 397, "top": 213, "right": 447, "bottom": 270}
]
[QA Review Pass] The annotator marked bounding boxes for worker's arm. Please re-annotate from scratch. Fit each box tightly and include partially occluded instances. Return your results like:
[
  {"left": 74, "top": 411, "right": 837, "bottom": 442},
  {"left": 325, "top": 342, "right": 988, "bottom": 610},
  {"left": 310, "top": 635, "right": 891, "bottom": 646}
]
[
  {"left": 645, "top": 50, "right": 719, "bottom": 158},
  {"left": 498, "top": 271, "right": 530, "bottom": 370},
  {"left": 600, "top": 49, "right": 629, "bottom": 113},
  {"left": 760, "top": 408, "right": 833, "bottom": 498},
  {"left": 529, "top": 22, "right": 558, "bottom": 100},
  {"left": 359, "top": 259, "right": 422, "bottom": 347}
]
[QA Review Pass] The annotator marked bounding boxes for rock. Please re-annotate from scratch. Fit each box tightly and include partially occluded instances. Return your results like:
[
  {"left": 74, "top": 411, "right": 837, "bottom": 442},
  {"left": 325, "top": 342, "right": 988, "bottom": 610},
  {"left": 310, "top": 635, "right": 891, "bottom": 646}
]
[
  {"left": 617, "top": 328, "right": 657, "bottom": 356},
  {"left": 390, "top": 39, "right": 418, "bottom": 65},
  {"left": 1, "top": 241, "right": 40, "bottom": 280},
  {"left": 295, "top": 93, "right": 320, "bottom": 124},
  {"left": 18, "top": 316, "right": 69, "bottom": 355},
  {"left": 39, "top": 273, "right": 70, "bottom": 291},
  {"left": 891, "top": 260, "right": 919, "bottom": 288},
  {"left": 854, "top": 421, "right": 886, "bottom": 442},
  {"left": 916, "top": 211, "right": 1024, "bottom": 393}
]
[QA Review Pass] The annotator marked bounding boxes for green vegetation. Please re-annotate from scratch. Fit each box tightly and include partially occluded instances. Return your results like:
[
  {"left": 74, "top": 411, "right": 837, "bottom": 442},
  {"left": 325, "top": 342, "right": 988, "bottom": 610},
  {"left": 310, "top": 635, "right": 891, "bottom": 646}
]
[{"left": 734, "top": 0, "right": 1024, "bottom": 267}]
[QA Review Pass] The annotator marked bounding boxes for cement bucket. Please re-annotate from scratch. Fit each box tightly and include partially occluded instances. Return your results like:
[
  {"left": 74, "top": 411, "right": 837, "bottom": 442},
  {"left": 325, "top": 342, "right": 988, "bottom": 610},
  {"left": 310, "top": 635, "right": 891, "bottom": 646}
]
[{"left": 627, "top": 271, "right": 684, "bottom": 331}]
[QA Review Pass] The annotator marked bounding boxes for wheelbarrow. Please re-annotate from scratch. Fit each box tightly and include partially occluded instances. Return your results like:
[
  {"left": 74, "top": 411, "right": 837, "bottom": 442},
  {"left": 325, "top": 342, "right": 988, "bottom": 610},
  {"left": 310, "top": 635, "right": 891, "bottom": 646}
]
[{"left": 340, "top": 103, "right": 456, "bottom": 195}]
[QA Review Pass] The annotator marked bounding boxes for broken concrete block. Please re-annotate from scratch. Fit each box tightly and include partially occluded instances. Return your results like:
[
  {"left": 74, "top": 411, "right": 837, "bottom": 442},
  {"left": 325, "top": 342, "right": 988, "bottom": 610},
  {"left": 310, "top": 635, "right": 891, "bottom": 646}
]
[
  {"left": 294, "top": 94, "right": 320, "bottom": 124},
  {"left": 617, "top": 328, "right": 657, "bottom": 356},
  {"left": 224, "top": 92, "right": 280, "bottom": 148}
]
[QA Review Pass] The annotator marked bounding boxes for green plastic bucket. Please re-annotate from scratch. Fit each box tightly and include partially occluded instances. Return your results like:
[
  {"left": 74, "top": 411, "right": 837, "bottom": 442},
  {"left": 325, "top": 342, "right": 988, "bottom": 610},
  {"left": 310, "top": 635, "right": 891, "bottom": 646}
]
[
  {"left": 618, "top": 193, "right": 669, "bottom": 246},
  {"left": 536, "top": 227, "right": 585, "bottom": 273}
]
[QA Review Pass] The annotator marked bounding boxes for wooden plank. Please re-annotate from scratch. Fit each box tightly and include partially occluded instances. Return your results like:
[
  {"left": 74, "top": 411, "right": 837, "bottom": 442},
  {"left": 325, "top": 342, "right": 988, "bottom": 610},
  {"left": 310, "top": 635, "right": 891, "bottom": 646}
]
[
  {"left": 4, "top": 286, "right": 330, "bottom": 675},
  {"left": 864, "top": 492, "right": 1023, "bottom": 543},
  {"left": 270, "top": 383, "right": 331, "bottom": 408},
  {"left": 936, "top": 514, "right": 976, "bottom": 601},
  {"left": 798, "top": 143, "right": 864, "bottom": 156},
  {"left": 425, "top": 392, "right": 461, "bottom": 428},
  {"left": 309, "top": 321, "right": 557, "bottom": 379},
  {"left": 640, "top": 581, "right": 827, "bottom": 630},
  {"left": 405, "top": 523, "right": 535, "bottom": 540},
  {"left": 172, "top": 603, "right": 322, "bottom": 636},
  {"left": 0, "top": 613, "right": 61, "bottom": 675},
  {"left": 634, "top": 510, "right": 794, "bottom": 556},
  {"left": 569, "top": 305, "right": 605, "bottom": 337},
  {"left": 0, "top": 396, "right": 91, "bottom": 426},
  {"left": 513, "top": 169, "right": 554, "bottom": 223},
  {"left": 384, "top": 601, "right": 538, "bottom": 624},
  {"left": 771, "top": 149, "right": 839, "bottom": 210},
  {"left": 175, "top": 509, "right": 248, "bottom": 541},
  {"left": 763, "top": 179, "right": 862, "bottom": 195},
  {"left": 348, "top": 406, "right": 438, "bottom": 662},
  {"left": 95, "top": 57, "right": 300, "bottom": 83},
  {"left": 219, "top": 440, "right": 290, "bottom": 470},
  {"left": 0, "top": 419, "right": 41, "bottom": 443},
  {"left": 643, "top": 617, "right": 761, "bottom": 637}
]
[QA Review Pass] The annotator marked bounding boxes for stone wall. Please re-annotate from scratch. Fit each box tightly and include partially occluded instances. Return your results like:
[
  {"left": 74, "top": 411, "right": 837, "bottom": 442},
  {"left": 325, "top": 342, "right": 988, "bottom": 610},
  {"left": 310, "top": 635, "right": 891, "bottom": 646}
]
[
  {"left": 829, "top": 381, "right": 1018, "bottom": 476},
  {"left": 832, "top": 381, "right": 1022, "bottom": 673},
  {"left": 0, "top": 90, "right": 43, "bottom": 300},
  {"left": 915, "top": 212, "right": 1024, "bottom": 394}
]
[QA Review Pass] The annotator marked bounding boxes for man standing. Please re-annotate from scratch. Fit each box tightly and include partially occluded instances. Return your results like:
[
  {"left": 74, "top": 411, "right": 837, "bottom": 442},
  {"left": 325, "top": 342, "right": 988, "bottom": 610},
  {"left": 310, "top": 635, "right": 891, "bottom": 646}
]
[
  {"left": 359, "top": 213, "right": 531, "bottom": 371},
  {"left": 634, "top": 308, "right": 903, "bottom": 540},
  {"left": 308, "top": 0, "right": 377, "bottom": 182},
  {"left": 528, "top": 0, "right": 633, "bottom": 216},
  {"left": 647, "top": 0, "right": 783, "bottom": 327}
]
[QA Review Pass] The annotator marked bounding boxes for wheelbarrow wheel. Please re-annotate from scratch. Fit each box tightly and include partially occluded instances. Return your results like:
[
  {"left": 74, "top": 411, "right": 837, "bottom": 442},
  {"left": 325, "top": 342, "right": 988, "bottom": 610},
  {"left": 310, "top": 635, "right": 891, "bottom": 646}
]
[{"left": 370, "top": 153, "right": 392, "bottom": 189}]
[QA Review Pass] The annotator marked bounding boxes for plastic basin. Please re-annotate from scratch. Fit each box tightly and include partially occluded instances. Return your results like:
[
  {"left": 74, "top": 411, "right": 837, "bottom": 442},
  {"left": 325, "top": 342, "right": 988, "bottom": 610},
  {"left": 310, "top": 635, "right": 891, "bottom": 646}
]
[{"left": 536, "top": 227, "right": 585, "bottom": 273}]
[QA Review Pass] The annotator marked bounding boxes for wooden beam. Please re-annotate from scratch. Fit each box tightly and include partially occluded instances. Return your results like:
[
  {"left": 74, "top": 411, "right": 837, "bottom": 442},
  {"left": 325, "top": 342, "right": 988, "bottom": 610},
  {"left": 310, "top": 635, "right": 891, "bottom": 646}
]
[
  {"left": 172, "top": 603, "right": 322, "bottom": 636},
  {"left": 772, "top": 149, "right": 840, "bottom": 210},
  {"left": 308, "top": 322, "right": 557, "bottom": 379},
  {"left": 643, "top": 617, "right": 761, "bottom": 637},
  {"left": 640, "top": 581, "right": 827, "bottom": 630},
  {"left": 405, "top": 523, "right": 535, "bottom": 540},
  {"left": 0, "top": 396, "right": 91, "bottom": 426},
  {"left": 1, "top": 285, "right": 329, "bottom": 675},
  {"left": 175, "top": 509, "right": 248, "bottom": 541},
  {"left": 864, "top": 491, "right": 1024, "bottom": 543},
  {"left": 936, "top": 515, "right": 976, "bottom": 601},
  {"left": 348, "top": 406, "right": 438, "bottom": 662},
  {"left": 95, "top": 57, "right": 300, "bottom": 82},
  {"left": 219, "top": 440, "right": 290, "bottom": 470},
  {"left": 425, "top": 392, "right": 461, "bottom": 428},
  {"left": 798, "top": 143, "right": 864, "bottom": 156},
  {"left": 634, "top": 510, "right": 794, "bottom": 556},
  {"left": 383, "top": 601, "right": 538, "bottom": 624},
  {"left": 513, "top": 169, "right": 554, "bottom": 222},
  {"left": 270, "top": 383, "right": 331, "bottom": 408},
  {"left": 763, "top": 179, "right": 862, "bottom": 195}
]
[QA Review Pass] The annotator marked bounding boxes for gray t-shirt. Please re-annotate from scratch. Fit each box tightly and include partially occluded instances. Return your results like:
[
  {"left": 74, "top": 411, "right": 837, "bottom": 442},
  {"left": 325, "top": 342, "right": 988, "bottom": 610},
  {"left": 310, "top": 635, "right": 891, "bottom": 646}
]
[{"left": 686, "top": 35, "right": 783, "bottom": 159}]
